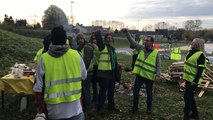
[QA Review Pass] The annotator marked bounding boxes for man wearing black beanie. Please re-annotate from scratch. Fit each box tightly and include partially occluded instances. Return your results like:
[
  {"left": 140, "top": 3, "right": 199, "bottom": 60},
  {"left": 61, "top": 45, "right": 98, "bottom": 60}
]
[
  {"left": 51, "top": 27, "right": 66, "bottom": 45},
  {"left": 33, "top": 26, "right": 87, "bottom": 120}
]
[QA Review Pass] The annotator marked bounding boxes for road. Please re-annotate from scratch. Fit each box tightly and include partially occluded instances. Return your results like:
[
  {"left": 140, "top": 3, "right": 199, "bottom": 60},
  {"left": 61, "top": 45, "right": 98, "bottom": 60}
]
[{"left": 116, "top": 43, "right": 213, "bottom": 55}]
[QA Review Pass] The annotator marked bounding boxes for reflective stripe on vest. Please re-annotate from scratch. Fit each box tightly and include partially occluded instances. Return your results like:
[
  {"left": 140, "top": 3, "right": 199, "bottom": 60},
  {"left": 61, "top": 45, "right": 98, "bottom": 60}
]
[
  {"left": 88, "top": 46, "right": 100, "bottom": 71},
  {"left": 171, "top": 47, "right": 181, "bottom": 60},
  {"left": 42, "top": 49, "right": 81, "bottom": 104},
  {"left": 183, "top": 51, "right": 206, "bottom": 84},
  {"left": 133, "top": 49, "right": 158, "bottom": 80},
  {"left": 98, "top": 46, "right": 112, "bottom": 70}
]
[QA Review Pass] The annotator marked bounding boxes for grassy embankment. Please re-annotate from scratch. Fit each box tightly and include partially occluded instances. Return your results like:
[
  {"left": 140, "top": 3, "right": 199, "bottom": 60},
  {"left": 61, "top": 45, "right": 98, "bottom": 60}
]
[
  {"left": 0, "top": 29, "right": 43, "bottom": 77},
  {"left": 0, "top": 29, "right": 212, "bottom": 119}
]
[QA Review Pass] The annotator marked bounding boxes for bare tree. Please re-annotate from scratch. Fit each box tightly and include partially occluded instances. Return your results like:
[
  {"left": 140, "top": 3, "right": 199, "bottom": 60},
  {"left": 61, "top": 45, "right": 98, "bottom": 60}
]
[
  {"left": 154, "top": 22, "right": 170, "bottom": 29},
  {"left": 184, "top": 20, "right": 202, "bottom": 31},
  {"left": 91, "top": 20, "right": 127, "bottom": 30},
  {"left": 169, "top": 26, "right": 177, "bottom": 31},
  {"left": 143, "top": 24, "right": 153, "bottom": 31}
]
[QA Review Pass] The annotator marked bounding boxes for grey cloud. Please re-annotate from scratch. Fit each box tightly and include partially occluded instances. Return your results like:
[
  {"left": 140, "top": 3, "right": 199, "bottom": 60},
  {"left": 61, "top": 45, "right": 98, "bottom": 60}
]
[{"left": 123, "top": 0, "right": 213, "bottom": 19}]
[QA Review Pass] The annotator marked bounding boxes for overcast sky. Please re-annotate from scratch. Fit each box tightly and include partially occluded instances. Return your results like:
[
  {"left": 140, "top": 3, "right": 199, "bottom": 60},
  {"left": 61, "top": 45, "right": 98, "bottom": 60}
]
[{"left": 0, "top": 0, "right": 213, "bottom": 29}]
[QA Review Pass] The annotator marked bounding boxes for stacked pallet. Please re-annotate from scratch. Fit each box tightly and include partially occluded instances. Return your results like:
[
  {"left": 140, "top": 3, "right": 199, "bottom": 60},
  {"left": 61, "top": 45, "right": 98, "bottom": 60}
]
[
  {"left": 198, "top": 66, "right": 213, "bottom": 97},
  {"left": 167, "top": 62, "right": 185, "bottom": 90},
  {"left": 161, "top": 62, "right": 213, "bottom": 96}
]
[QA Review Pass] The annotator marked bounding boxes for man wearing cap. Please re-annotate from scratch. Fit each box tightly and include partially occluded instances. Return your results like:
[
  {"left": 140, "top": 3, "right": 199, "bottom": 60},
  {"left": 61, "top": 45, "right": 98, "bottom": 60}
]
[{"left": 33, "top": 26, "right": 87, "bottom": 120}]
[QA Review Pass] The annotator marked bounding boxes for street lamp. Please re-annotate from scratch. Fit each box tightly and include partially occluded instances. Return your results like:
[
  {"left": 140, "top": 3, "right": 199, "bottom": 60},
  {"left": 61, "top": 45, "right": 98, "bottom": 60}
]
[
  {"left": 138, "top": 20, "right": 142, "bottom": 31},
  {"left": 71, "top": 1, "right": 74, "bottom": 25}
]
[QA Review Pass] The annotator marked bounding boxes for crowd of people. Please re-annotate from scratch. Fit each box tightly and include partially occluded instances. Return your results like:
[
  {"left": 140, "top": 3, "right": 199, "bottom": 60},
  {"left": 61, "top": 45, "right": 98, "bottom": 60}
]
[{"left": 33, "top": 26, "right": 206, "bottom": 120}]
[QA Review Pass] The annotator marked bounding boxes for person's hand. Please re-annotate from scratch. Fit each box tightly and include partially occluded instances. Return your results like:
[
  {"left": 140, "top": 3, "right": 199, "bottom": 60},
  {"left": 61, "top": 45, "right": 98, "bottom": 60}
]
[
  {"left": 121, "top": 28, "right": 128, "bottom": 34},
  {"left": 191, "top": 82, "right": 197, "bottom": 86},
  {"left": 155, "top": 74, "right": 160, "bottom": 80},
  {"left": 94, "top": 29, "right": 101, "bottom": 35}
]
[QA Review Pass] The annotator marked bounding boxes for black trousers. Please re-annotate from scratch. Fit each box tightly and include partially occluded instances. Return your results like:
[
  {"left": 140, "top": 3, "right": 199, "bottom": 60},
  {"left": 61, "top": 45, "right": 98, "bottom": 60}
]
[
  {"left": 97, "top": 76, "right": 115, "bottom": 111},
  {"left": 133, "top": 75, "right": 153, "bottom": 111},
  {"left": 184, "top": 81, "right": 198, "bottom": 115},
  {"left": 91, "top": 67, "right": 98, "bottom": 102}
]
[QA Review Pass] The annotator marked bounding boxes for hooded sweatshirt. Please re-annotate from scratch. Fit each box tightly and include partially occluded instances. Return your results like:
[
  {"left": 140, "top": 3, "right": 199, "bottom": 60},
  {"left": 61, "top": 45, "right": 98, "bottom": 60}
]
[{"left": 33, "top": 45, "right": 87, "bottom": 119}]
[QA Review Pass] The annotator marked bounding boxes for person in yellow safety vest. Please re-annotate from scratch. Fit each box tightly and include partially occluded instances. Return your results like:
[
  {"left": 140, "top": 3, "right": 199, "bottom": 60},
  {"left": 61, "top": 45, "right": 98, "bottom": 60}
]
[
  {"left": 183, "top": 38, "right": 206, "bottom": 120},
  {"left": 87, "top": 32, "right": 100, "bottom": 104},
  {"left": 94, "top": 30, "right": 121, "bottom": 114},
  {"left": 76, "top": 32, "right": 100, "bottom": 111},
  {"left": 34, "top": 35, "right": 51, "bottom": 64},
  {"left": 130, "top": 33, "right": 144, "bottom": 70},
  {"left": 123, "top": 29, "right": 160, "bottom": 114},
  {"left": 170, "top": 47, "right": 181, "bottom": 60},
  {"left": 34, "top": 48, "right": 43, "bottom": 63},
  {"left": 33, "top": 27, "right": 87, "bottom": 120}
]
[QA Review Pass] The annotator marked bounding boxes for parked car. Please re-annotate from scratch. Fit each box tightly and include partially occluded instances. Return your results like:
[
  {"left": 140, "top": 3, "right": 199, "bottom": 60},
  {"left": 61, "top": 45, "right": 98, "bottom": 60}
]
[
  {"left": 160, "top": 54, "right": 170, "bottom": 60},
  {"left": 207, "top": 56, "right": 213, "bottom": 64}
]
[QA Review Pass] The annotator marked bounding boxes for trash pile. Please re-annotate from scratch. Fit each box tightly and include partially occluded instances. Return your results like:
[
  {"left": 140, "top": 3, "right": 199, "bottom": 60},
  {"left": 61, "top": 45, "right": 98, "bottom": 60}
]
[{"left": 115, "top": 82, "right": 147, "bottom": 97}]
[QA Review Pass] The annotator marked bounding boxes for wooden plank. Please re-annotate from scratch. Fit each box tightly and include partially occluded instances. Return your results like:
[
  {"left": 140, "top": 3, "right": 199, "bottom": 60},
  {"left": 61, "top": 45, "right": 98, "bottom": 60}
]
[
  {"left": 172, "top": 61, "right": 184, "bottom": 65},
  {"left": 206, "top": 67, "right": 213, "bottom": 74},
  {"left": 205, "top": 74, "right": 213, "bottom": 82},
  {"left": 198, "top": 81, "right": 210, "bottom": 97}
]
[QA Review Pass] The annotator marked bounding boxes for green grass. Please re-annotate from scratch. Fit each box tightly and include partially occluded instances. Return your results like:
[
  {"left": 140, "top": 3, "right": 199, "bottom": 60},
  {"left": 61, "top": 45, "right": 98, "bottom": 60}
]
[
  {"left": 84, "top": 53, "right": 213, "bottom": 120},
  {"left": 0, "top": 29, "right": 43, "bottom": 77},
  {"left": 0, "top": 30, "right": 212, "bottom": 120},
  {"left": 114, "top": 37, "right": 130, "bottom": 48}
]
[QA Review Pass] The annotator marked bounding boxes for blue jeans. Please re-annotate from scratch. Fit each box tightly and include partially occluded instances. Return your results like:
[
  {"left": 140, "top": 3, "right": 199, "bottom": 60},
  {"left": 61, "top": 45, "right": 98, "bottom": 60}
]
[{"left": 133, "top": 75, "right": 153, "bottom": 111}]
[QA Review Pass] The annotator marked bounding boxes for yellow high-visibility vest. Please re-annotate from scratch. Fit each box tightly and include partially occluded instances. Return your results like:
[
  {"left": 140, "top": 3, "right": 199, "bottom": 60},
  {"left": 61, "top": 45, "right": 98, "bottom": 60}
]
[
  {"left": 98, "top": 46, "right": 112, "bottom": 70},
  {"left": 183, "top": 51, "right": 206, "bottom": 84},
  {"left": 34, "top": 48, "right": 44, "bottom": 63},
  {"left": 171, "top": 47, "right": 181, "bottom": 60},
  {"left": 133, "top": 49, "right": 158, "bottom": 80},
  {"left": 88, "top": 45, "right": 100, "bottom": 71},
  {"left": 42, "top": 49, "right": 82, "bottom": 104}
]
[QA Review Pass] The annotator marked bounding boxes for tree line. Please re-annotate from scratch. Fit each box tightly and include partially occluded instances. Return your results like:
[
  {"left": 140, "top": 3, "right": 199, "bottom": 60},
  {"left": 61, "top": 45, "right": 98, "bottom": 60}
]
[{"left": 0, "top": 5, "right": 213, "bottom": 41}]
